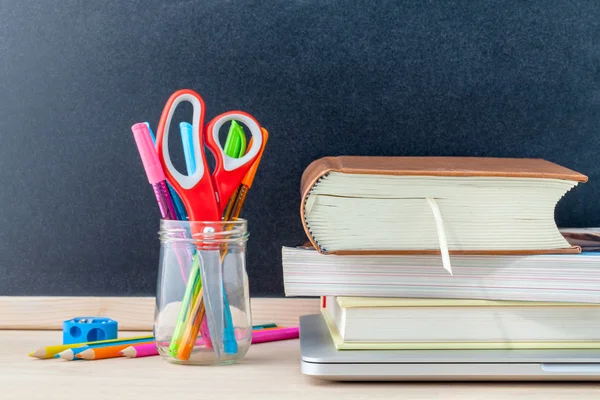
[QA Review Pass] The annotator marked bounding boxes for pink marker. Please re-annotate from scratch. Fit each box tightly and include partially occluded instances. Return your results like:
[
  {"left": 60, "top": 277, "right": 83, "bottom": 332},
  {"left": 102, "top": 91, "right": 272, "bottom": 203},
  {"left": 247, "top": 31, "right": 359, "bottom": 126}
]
[
  {"left": 131, "top": 123, "right": 177, "bottom": 220},
  {"left": 120, "top": 327, "right": 300, "bottom": 358}
]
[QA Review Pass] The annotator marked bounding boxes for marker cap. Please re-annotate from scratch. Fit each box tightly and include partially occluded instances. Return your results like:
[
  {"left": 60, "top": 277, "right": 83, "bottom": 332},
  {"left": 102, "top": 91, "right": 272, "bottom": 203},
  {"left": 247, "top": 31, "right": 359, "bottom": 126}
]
[{"left": 132, "top": 122, "right": 165, "bottom": 184}]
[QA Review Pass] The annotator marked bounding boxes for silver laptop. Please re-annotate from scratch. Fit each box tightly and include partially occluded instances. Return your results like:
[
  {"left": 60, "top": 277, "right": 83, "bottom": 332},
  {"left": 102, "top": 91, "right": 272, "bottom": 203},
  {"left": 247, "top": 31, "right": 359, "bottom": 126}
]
[{"left": 300, "top": 314, "right": 600, "bottom": 381}]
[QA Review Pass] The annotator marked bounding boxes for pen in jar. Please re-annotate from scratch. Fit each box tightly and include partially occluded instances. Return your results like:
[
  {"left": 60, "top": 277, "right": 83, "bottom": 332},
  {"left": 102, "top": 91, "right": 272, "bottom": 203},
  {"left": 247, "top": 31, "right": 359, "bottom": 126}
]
[{"left": 131, "top": 122, "right": 177, "bottom": 220}]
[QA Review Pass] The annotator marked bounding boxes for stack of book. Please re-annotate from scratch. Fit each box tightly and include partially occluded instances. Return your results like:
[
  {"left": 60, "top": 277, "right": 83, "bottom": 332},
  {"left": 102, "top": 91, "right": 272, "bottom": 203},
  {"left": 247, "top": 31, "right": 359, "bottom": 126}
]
[{"left": 283, "top": 157, "right": 600, "bottom": 350}]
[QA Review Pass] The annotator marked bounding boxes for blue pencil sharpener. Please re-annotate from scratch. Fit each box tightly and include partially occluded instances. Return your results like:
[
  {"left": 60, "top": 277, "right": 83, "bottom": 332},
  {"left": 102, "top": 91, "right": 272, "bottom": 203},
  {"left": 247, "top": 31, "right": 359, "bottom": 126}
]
[{"left": 63, "top": 317, "right": 118, "bottom": 344}]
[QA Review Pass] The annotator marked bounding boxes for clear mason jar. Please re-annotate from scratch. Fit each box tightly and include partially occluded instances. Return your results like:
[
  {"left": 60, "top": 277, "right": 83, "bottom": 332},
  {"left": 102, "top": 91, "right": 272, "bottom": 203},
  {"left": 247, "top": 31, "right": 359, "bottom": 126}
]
[{"left": 154, "top": 219, "right": 251, "bottom": 365}]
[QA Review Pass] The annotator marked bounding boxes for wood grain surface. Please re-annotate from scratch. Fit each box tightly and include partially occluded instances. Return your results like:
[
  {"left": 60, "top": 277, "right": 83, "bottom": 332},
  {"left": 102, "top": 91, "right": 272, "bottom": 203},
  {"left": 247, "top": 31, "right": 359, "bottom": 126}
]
[
  {"left": 2, "top": 330, "right": 600, "bottom": 400},
  {"left": 0, "top": 297, "right": 319, "bottom": 330}
]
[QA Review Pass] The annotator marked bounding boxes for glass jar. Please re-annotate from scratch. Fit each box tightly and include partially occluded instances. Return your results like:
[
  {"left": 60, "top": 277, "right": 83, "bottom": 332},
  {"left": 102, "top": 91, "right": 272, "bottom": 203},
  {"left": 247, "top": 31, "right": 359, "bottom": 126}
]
[{"left": 154, "top": 219, "right": 251, "bottom": 365}]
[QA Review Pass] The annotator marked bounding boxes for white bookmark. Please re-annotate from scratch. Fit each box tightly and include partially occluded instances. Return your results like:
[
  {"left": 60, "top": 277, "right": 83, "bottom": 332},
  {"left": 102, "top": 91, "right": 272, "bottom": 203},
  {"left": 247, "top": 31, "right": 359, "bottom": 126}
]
[{"left": 426, "top": 197, "right": 453, "bottom": 275}]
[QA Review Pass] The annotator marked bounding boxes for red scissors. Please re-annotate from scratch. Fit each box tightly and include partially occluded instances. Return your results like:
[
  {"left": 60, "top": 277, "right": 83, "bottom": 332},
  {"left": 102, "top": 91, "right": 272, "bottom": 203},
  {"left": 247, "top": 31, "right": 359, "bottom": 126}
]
[{"left": 156, "top": 89, "right": 263, "bottom": 221}]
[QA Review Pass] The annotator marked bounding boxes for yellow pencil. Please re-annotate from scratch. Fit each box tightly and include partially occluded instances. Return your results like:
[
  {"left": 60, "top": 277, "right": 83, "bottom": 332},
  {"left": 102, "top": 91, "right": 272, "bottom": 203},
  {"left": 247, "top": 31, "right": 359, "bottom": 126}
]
[{"left": 28, "top": 335, "right": 153, "bottom": 359}]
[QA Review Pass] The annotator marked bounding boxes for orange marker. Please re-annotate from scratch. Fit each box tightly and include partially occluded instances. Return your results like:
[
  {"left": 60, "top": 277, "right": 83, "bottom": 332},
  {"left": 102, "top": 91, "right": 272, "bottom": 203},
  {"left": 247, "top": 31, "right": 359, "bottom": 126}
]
[
  {"left": 225, "top": 127, "right": 269, "bottom": 220},
  {"left": 177, "top": 289, "right": 206, "bottom": 360}
]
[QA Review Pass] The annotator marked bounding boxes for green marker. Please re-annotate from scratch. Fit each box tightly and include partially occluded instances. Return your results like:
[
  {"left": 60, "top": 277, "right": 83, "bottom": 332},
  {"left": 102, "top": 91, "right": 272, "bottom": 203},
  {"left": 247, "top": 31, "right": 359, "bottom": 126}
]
[
  {"left": 223, "top": 120, "right": 247, "bottom": 158},
  {"left": 168, "top": 255, "right": 202, "bottom": 357}
]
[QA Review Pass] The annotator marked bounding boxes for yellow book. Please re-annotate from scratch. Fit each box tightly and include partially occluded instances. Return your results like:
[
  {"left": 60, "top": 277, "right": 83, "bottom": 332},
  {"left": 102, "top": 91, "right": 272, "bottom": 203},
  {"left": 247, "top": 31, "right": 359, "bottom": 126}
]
[{"left": 321, "top": 296, "right": 600, "bottom": 350}]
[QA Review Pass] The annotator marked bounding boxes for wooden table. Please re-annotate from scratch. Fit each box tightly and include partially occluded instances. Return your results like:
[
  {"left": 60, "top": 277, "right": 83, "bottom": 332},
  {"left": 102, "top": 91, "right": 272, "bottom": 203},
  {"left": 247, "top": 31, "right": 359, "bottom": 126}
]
[{"left": 2, "top": 331, "right": 600, "bottom": 399}]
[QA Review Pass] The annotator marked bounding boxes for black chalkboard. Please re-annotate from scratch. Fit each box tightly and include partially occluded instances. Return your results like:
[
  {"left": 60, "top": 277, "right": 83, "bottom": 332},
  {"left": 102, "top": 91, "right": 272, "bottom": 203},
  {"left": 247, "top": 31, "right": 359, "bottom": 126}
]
[{"left": 1, "top": 1, "right": 599, "bottom": 296}]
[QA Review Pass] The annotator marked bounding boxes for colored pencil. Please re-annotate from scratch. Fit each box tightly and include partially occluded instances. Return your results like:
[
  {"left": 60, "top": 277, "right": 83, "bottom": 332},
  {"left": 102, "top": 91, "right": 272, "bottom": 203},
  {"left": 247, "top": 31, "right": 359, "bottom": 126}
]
[
  {"left": 251, "top": 327, "right": 299, "bottom": 344},
  {"left": 120, "top": 343, "right": 157, "bottom": 358},
  {"left": 251, "top": 323, "right": 277, "bottom": 330},
  {"left": 55, "top": 336, "right": 154, "bottom": 361},
  {"left": 121, "top": 324, "right": 280, "bottom": 358},
  {"left": 121, "top": 327, "right": 299, "bottom": 358},
  {"left": 76, "top": 341, "right": 154, "bottom": 360},
  {"left": 55, "top": 349, "right": 81, "bottom": 361},
  {"left": 28, "top": 335, "right": 154, "bottom": 359}
]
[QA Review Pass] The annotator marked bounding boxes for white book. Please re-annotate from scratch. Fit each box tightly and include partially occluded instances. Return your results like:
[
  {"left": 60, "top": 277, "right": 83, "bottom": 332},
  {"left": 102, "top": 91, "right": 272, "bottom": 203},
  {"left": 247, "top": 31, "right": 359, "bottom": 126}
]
[
  {"left": 282, "top": 247, "right": 600, "bottom": 303},
  {"left": 306, "top": 174, "right": 576, "bottom": 252},
  {"left": 300, "top": 157, "right": 587, "bottom": 255}
]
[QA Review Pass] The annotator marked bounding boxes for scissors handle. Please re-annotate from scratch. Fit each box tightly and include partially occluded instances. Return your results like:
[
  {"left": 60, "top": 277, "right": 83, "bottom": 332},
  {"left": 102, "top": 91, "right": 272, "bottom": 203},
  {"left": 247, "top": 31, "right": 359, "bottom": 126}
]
[
  {"left": 204, "top": 111, "right": 264, "bottom": 214},
  {"left": 156, "top": 89, "right": 221, "bottom": 221}
]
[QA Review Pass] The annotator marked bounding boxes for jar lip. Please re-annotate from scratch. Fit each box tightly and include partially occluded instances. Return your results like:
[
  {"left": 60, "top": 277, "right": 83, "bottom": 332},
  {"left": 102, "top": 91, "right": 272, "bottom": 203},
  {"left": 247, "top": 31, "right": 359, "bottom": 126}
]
[
  {"left": 158, "top": 233, "right": 249, "bottom": 244},
  {"left": 159, "top": 219, "right": 247, "bottom": 230},
  {"left": 158, "top": 219, "right": 248, "bottom": 243},
  {"left": 159, "top": 218, "right": 247, "bottom": 226}
]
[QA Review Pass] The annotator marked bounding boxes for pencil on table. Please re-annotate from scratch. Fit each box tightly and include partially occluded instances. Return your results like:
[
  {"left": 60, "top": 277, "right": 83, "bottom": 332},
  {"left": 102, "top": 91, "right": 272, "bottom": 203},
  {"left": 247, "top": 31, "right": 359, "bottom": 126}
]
[
  {"left": 55, "top": 349, "right": 79, "bottom": 361},
  {"left": 120, "top": 343, "right": 157, "bottom": 358},
  {"left": 122, "top": 324, "right": 279, "bottom": 358},
  {"left": 76, "top": 341, "right": 154, "bottom": 360},
  {"left": 28, "top": 335, "right": 154, "bottom": 359},
  {"left": 251, "top": 323, "right": 277, "bottom": 330},
  {"left": 252, "top": 327, "right": 299, "bottom": 344},
  {"left": 122, "top": 326, "right": 298, "bottom": 359},
  {"left": 55, "top": 336, "right": 155, "bottom": 361},
  {"left": 29, "top": 345, "right": 86, "bottom": 360}
]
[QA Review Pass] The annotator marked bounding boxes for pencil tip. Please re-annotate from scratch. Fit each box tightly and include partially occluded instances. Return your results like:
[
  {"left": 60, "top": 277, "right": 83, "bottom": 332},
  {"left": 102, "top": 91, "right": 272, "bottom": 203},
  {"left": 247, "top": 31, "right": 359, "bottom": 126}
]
[
  {"left": 120, "top": 347, "right": 135, "bottom": 358},
  {"left": 77, "top": 349, "right": 94, "bottom": 360},
  {"left": 58, "top": 349, "right": 74, "bottom": 360},
  {"left": 28, "top": 349, "right": 44, "bottom": 358}
]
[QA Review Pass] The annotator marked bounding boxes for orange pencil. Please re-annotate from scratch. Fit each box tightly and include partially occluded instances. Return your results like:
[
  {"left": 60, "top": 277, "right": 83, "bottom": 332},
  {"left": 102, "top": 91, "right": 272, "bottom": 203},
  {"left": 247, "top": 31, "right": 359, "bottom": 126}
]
[{"left": 76, "top": 340, "right": 154, "bottom": 360}]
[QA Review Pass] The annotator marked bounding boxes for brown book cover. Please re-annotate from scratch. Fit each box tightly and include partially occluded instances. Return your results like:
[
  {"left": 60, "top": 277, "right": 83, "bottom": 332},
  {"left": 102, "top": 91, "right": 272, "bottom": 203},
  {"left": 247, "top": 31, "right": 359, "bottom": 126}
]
[{"left": 300, "top": 156, "right": 587, "bottom": 255}]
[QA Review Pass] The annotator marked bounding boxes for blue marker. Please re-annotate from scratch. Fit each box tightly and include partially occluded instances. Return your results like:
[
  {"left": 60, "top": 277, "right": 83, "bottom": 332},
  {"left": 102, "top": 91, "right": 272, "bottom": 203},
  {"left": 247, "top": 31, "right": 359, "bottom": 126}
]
[{"left": 179, "top": 122, "right": 196, "bottom": 174}]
